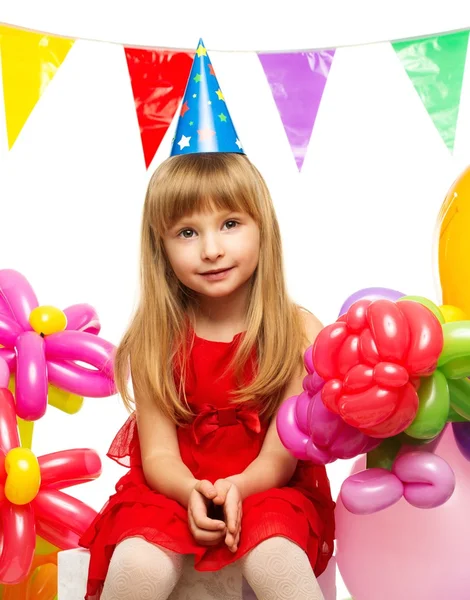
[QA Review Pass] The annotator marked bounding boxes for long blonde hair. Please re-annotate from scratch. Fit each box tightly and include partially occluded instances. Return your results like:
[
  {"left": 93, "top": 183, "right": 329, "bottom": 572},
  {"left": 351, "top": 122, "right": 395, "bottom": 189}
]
[{"left": 114, "top": 152, "right": 306, "bottom": 424}]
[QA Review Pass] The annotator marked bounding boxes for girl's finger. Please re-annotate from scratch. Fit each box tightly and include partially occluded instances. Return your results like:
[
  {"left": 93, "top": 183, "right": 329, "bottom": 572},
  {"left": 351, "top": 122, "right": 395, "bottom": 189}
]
[
  {"left": 193, "top": 527, "right": 226, "bottom": 544},
  {"left": 194, "top": 513, "right": 226, "bottom": 531},
  {"left": 195, "top": 479, "right": 217, "bottom": 499}
]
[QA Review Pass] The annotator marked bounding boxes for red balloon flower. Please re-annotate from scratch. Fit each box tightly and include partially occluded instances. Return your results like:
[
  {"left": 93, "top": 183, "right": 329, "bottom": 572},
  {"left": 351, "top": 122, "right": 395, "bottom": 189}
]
[
  {"left": 0, "top": 388, "right": 101, "bottom": 584},
  {"left": 312, "top": 299, "right": 443, "bottom": 437}
]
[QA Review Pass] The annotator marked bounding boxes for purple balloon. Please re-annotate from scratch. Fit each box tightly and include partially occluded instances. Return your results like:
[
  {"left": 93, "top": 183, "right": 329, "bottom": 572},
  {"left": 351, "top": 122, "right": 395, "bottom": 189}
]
[
  {"left": 294, "top": 390, "right": 313, "bottom": 434},
  {"left": 310, "top": 390, "right": 380, "bottom": 459},
  {"left": 339, "top": 287, "right": 406, "bottom": 316},
  {"left": 452, "top": 422, "right": 470, "bottom": 461}
]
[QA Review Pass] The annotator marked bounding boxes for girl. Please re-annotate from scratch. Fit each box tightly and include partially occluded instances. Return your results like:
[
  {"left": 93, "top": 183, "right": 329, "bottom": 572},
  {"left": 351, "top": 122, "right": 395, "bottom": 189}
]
[{"left": 79, "top": 152, "right": 335, "bottom": 600}]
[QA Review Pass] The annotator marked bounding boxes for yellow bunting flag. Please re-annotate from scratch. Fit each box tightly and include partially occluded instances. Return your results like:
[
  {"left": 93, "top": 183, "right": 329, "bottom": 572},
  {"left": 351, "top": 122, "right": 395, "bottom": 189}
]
[{"left": 0, "top": 25, "right": 74, "bottom": 149}]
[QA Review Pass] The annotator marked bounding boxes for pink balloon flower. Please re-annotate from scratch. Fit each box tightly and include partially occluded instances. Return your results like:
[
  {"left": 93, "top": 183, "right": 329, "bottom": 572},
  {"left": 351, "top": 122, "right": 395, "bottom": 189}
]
[{"left": 0, "top": 269, "right": 116, "bottom": 420}]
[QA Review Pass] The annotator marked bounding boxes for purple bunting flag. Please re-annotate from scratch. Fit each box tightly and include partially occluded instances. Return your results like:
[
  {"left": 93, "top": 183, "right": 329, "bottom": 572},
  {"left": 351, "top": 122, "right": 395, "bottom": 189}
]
[{"left": 258, "top": 50, "right": 335, "bottom": 171}]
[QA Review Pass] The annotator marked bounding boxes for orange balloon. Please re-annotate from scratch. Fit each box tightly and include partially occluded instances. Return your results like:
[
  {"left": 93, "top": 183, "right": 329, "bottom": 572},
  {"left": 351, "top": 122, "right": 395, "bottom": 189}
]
[
  {"left": 27, "top": 563, "right": 57, "bottom": 600},
  {"left": 438, "top": 165, "right": 470, "bottom": 315}
]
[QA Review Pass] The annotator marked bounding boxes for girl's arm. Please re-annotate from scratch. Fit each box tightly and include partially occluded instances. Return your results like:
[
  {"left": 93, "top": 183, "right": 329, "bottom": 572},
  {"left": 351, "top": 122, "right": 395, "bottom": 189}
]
[
  {"left": 226, "top": 310, "right": 323, "bottom": 500},
  {"left": 136, "top": 390, "right": 200, "bottom": 508}
]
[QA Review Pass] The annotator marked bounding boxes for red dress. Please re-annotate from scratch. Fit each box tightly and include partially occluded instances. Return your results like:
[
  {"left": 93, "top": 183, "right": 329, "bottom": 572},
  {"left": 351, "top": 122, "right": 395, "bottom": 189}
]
[{"left": 79, "top": 331, "right": 335, "bottom": 599}]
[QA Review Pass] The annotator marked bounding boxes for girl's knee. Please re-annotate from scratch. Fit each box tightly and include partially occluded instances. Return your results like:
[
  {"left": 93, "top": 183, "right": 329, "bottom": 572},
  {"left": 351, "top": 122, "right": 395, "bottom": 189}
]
[{"left": 104, "top": 537, "right": 183, "bottom": 598}]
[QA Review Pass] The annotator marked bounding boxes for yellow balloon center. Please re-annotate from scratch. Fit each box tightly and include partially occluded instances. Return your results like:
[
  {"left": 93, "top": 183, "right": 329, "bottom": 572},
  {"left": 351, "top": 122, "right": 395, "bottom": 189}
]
[
  {"left": 439, "top": 304, "right": 469, "bottom": 323},
  {"left": 29, "top": 305, "right": 67, "bottom": 336},
  {"left": 4, "top": 447, "right": 41, "bottom": 505}
]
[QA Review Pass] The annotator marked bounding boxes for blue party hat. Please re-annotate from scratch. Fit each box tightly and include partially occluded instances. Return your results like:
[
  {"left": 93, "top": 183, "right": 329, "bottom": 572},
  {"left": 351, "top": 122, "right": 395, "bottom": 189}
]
[{"left": 170, "top": 39, "right": 244, "bottom": 156}]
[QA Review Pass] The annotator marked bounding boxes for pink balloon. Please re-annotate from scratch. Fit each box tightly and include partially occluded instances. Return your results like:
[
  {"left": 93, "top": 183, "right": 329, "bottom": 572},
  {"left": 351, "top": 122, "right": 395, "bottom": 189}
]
[
  {"left": 0, "top": 358, "right": 9, "bottom": 389},
  {"left": 0, "top": 349, "right": 15, "bottom": 372},
  {"left": 0, "top": 295, "right": 13, "bottom": 318},
  {"left": 304, "top": 345, "right": 314, "bottom": 374},
  {"left": 45, "top": 331, "right": 115, "bottom": 378},
  {"left": 47, "top": 360, "right": 116, "bottom": 397},
  {"left": 340, "top": 468, "right": 404, "bottom": 515},
  {"left": 0, "top": 389, "right": 21, "bottom": 454},
  {"left": 15, "top": 331, "right": 48, "bottom": 420},
  {"left": 336, "top": 426, "right": 470, "bottom": 600},
  {"left": 276, "top": 395, "right": 310, "bottom": 460},
  {"left": 0, "top": 314, "right": 22, "bottom": 348},
  {"left": 64, "top": 304, "right": 101, "bottom": 335},
  {"left": 0, "top": 270, "right": 38, "bottom": 332},
  {"left": 392, "top": 451, "right": 455, "bottom": 508},
  {"left": 45, "top": 331, "right": 116, "bottom": 397}
]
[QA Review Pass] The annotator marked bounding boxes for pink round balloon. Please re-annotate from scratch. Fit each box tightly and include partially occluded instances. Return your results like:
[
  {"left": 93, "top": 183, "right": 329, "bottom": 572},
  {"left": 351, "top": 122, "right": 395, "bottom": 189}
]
[{"left": 336, "top": 426, "right": 470, "bottom": 600}]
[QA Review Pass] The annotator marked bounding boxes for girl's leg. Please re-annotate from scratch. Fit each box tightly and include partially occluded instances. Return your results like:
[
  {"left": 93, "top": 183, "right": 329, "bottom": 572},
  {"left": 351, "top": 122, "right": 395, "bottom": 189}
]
[
  {"left": 240, "top": 536, "right": 325, "bottom": 600},
  {"left": 101, "top": 536, "right": 184, "bottom": 600}
]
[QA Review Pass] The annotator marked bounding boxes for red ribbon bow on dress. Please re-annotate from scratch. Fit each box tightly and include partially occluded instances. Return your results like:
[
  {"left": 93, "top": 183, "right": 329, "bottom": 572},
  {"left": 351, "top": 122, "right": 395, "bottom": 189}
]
[{"left": 192, "top": 404, "right": 261, "bottom": 444}]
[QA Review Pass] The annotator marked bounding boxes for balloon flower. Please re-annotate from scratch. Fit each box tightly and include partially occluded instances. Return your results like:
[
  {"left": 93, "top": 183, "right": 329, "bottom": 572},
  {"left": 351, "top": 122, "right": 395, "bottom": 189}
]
[
  {"left": 278, "top": 292, "right": 470, "bottom": 514},
  {"left": 0, "top": 388, "right": 101, "bottom": 584},
  {"left": 0, "top": 269, "right": 117, "bottom": 420}
]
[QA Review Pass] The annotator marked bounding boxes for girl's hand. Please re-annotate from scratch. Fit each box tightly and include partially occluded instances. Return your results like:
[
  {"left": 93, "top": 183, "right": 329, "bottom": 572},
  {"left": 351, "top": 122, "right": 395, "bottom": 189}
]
[
  {"left": 213, "top": 479, "right": 242, "bottom": 552},
  {"left": 188, "top": 480, "right": 226, "bottom": 546}
]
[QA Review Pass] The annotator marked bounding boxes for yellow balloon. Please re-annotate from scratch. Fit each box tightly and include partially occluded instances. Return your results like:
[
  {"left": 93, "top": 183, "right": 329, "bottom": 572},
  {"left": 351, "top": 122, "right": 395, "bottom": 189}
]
[
  {"left": 29, "top": 306, "right": 67, "bottom": 336},
  {"left": 439, "top": 304, "right": 469, "bottom": 323},
  {"left": 35, "top": 536, "right": 59, "bottom": 556},
  {"left": 438, "top": 166, "right": 470, "bottom": 315},
  {"left": 47, "top": 385, "right": 84, "bottom": 414},
  {"left": 17, "top": 418, "right": 34, "bottom": 450},
  {"left": 4, "top": 447, "right": 41, "bottom": 505}
]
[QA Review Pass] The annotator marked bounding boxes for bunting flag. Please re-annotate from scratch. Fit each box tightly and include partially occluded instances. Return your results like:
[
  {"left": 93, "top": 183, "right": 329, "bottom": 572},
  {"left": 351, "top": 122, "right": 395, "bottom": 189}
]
[
  {"left": 0, "top": 25, "right": 74, "bottom": 149},
  {"left": 124, "top": 48, "right": 194, "bottom": 168},
  {"left": 392, "top": 30, "right": 469, "bottom": 153},
  {"left": 258, "top": 50, "right": 335, "bottom": 171}
]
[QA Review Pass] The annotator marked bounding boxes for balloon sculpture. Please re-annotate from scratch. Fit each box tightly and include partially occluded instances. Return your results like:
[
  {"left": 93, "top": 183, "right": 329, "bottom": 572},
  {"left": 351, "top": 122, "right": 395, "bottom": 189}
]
[
  {"left": 277, "top": 166, "right": 470, "bottom": 600},
  {"left": 278, "top": 288, "right": 470, "bottom": 514},
  {"left": 0, "top": 269, "right": 117, "bottom": 597}
]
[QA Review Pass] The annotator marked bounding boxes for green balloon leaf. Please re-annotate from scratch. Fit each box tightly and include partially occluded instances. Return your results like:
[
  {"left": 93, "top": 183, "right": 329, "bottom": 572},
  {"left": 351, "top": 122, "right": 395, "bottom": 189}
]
[
  {"left": 397, "top": 295, "right": 445, "bottom": 324},
  {"left": 448, "top": 377, "right": 470, "bottom": 420},
  {"left": 405, "top": 370, "right": 449, "bottom": 439},
  {"left": 366, "top": 436, "right": 403, "bottom": 470},
  {"left": 438, "top": 322, "right": 470, "bottom": 378}
]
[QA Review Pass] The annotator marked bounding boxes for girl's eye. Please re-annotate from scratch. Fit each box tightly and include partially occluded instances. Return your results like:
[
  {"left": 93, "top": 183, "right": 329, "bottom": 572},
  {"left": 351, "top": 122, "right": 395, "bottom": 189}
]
[
  {"left": 224, "top": 220, "right": 239, "bottom": 230},
  {"left": 178, "top": 229, "right": 196, "bottom": 239}
]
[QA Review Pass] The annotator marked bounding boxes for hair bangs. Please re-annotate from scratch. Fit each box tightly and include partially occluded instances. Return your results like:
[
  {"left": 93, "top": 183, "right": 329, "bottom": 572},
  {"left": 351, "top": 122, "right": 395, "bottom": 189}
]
[{"left": 148, "top": 153, "right": 262, "bottom": 236}]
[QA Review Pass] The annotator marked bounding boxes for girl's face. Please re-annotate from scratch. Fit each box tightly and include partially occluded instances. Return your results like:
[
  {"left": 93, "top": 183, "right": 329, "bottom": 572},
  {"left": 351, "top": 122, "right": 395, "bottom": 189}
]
[{"left": 163, "top": 207, "right": 260, "bottom": 300}]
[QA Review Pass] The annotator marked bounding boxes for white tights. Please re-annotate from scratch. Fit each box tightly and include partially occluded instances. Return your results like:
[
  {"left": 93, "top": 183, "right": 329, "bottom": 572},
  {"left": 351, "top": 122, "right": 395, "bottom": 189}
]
[{"left": 100, "top": 536, "right": 325, "bottom": 600}]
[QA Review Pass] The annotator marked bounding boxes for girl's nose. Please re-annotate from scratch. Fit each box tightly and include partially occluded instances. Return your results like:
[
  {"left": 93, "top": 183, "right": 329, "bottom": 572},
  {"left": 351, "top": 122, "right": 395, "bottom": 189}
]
[{"left": 201, "top": 234, "right": 224, "bottom": 261}]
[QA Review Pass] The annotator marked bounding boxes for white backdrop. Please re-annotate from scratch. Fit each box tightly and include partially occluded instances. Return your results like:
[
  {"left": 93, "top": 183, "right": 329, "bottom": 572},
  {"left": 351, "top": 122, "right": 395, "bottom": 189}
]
[{"left": 1, "top": 2, "right": 470, "bottom": 596}]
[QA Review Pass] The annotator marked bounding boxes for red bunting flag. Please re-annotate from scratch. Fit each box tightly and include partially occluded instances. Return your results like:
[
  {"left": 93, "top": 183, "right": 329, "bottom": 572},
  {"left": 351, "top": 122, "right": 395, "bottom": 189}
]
[{"left": 124, "top": 48, "right": 194, "bottom": 168}]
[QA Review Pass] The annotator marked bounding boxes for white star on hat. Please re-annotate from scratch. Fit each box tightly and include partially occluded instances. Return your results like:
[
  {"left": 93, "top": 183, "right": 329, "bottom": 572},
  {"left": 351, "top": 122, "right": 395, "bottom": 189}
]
[
  {"left": 235, "top": 139, "right": 243, "bottom": 149},
  {"left": 177, "top": 135, "right": 191, "bottom": 150}
]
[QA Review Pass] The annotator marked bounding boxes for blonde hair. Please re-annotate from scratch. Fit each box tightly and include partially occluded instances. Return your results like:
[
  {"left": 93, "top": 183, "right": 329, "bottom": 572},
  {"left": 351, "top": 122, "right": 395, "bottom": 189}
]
[{"left": 114, "top": 152, "right": 306, "bottom": 424}]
